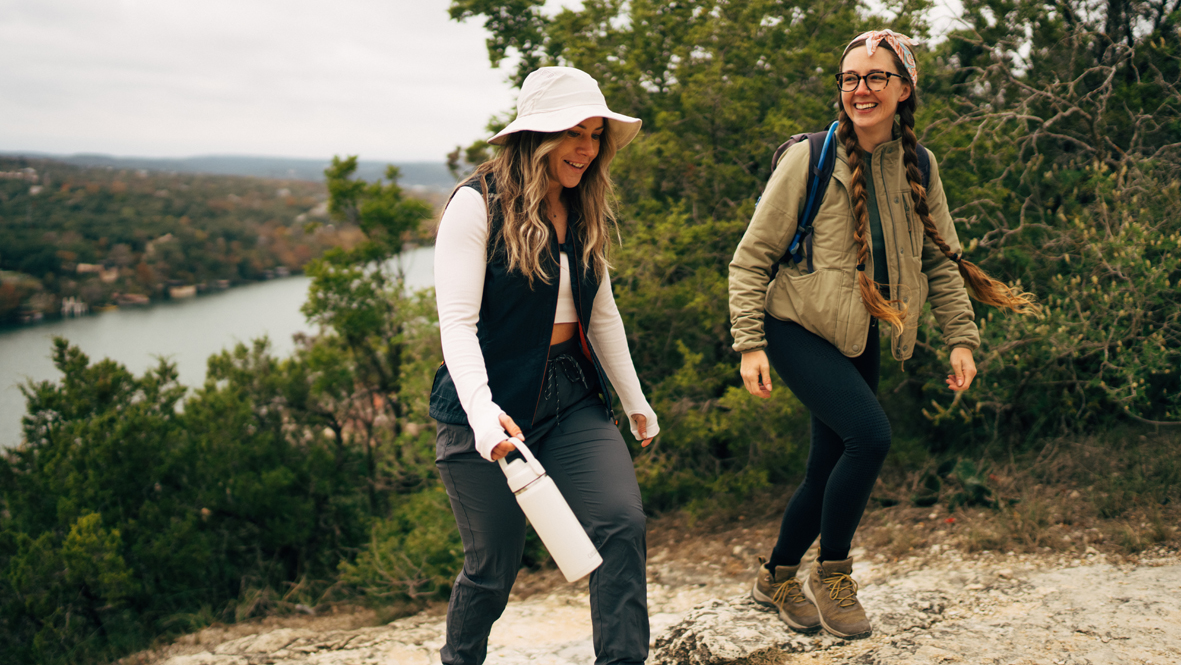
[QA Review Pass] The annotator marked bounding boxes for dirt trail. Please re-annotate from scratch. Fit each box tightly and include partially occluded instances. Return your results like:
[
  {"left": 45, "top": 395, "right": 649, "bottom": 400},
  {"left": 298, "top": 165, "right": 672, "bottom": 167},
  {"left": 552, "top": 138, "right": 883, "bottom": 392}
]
[{"left": 128, "top": 535, "right": 1180, "bottom": 665}]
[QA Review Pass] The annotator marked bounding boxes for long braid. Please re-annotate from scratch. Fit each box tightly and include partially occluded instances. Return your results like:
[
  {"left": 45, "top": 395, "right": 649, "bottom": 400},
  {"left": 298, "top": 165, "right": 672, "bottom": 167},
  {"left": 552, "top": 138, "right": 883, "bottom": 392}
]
[
  {"left": 839, "top": 110, "right": 908, "bottom": 332},
  {"left": 897, "top": 104, "right": 1040, "bottom": 315}
]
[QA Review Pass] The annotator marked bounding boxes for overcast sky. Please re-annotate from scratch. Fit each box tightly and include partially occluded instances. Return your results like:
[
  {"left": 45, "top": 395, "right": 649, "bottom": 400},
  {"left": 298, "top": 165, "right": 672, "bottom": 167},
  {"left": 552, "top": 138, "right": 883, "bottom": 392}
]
[
  {"left": 0, "top": 0, "right": 521, "bottom": 162},
  {"left": 1, "top": 1, "right": 966, "bottom": 164}
]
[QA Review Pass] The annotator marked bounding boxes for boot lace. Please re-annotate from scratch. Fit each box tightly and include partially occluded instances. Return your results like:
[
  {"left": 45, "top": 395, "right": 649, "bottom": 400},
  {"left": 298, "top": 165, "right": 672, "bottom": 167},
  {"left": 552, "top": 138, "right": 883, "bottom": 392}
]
[
  {"left": 821, "top": 571, "right": 860, "bottom": 608},
  {"left": 771, "top": 577, "right": 807, "bottom": 606}
]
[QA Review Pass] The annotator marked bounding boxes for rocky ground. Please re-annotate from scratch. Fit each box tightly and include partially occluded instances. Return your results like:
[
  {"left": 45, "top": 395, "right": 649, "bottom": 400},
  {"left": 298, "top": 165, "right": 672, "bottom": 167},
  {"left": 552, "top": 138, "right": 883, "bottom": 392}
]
[
  {"left": 125, "top": 511, "right": 1181, "bottom": 665},
  {"left": 654, "top": 550, "right": 1181, "bottom": 665}
]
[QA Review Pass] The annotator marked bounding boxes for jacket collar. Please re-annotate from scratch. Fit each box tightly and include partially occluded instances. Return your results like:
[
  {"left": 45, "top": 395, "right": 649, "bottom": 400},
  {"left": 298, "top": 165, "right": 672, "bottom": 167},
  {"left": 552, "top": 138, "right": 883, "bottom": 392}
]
[{"left": 833, "top": 134, "right": 905, "bottom": 190}]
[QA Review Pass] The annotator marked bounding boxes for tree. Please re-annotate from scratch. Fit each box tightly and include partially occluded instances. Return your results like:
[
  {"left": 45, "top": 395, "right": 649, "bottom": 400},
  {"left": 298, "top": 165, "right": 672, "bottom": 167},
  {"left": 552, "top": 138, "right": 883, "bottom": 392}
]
[
  {"left": 0, "top": 150, "right": 442, "bottom": 665},
  {"left": 904, "top": 0, "right": 1181, "bottom": 438},
  {"left": 450, "top": 0, "right": 933, "bottom": 508},
  {"left": 0, "top": 338, "right": 372, "bottom": 664},
  {"left": 449, "top": 0, "right": 1181, "bottom": 504},
  {"left": 302, "top": 158, "right": 436, "bottom": 508}
]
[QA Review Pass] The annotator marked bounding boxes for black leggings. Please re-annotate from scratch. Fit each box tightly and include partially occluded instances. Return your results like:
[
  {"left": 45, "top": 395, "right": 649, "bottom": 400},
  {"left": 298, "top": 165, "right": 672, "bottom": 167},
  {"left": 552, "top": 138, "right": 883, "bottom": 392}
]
[{"left": 764, "top": 316, "right": 890, "bottom": 567}]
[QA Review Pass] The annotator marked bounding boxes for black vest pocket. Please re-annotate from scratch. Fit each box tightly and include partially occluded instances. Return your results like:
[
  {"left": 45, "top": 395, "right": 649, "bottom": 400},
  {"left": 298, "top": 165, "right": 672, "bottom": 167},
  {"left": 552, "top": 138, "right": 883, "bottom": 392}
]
[{"left": 428, "top": 364, "right": 471, "bottom": 425}]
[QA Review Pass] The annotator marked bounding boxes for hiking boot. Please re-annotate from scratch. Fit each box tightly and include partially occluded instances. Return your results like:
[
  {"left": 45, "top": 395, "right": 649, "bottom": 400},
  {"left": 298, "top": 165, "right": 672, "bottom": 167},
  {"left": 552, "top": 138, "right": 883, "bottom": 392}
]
[
  {"left": 803, "top": 557, "right": 872, "bottom": 639},
  {"left": 751, "top": 556, "right": 821, "bottom": 633}
]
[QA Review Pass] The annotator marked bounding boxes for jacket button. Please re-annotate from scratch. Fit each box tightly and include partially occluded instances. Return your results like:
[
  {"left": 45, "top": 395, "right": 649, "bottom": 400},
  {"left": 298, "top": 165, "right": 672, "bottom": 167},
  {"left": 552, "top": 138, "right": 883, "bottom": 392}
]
[
  {"left": 853, "top": 345, "right": 860, "bottom": 352},
  {"left": 903, "top": 296, "right": 909, "bottom": 303},
  {"left": 894, "top": 196, "right": 899, "bottom": 203},
  {"left": 901, "top": 345, "right": 908, "bottom": 352}
]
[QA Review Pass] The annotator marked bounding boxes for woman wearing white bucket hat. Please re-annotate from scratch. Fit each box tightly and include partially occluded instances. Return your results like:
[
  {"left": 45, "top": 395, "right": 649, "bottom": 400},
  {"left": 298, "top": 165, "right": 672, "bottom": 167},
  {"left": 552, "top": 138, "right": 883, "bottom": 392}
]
[{"left": 430, "top": 66, "right": 657, "bottom": 664}]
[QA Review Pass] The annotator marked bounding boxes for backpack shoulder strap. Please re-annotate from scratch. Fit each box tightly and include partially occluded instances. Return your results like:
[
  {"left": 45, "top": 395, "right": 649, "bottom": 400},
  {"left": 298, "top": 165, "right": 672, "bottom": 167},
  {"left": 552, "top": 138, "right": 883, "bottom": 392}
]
[
  {"left": 771, "top": 134, "right": 806, "bottom": 172},
  {"left": 916, "top": 143, "right": 931, "bottom": 191},
  {"left": 782, "top": 121, "right": 839, "bottom": 272}
]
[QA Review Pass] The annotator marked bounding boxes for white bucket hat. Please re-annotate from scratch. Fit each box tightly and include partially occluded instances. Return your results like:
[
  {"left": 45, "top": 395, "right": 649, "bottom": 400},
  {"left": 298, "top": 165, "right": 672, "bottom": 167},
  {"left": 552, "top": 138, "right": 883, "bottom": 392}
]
[{"left": 488, "top": 67, "right": 642, "bottom": 148}]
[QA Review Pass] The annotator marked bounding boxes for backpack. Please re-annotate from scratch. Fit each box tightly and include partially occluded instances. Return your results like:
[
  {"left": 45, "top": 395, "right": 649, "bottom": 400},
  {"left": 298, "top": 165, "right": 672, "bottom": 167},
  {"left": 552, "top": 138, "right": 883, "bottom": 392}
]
[{"left": 767, "top": 121, "right": 931, "bottom": 273}]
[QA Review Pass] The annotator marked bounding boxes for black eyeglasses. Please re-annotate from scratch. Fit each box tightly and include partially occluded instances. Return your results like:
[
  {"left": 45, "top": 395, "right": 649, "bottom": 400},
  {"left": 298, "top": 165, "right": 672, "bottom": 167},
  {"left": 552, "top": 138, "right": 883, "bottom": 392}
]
[{"left": 835, "top": 71, "right": 907, "bottom": 92}]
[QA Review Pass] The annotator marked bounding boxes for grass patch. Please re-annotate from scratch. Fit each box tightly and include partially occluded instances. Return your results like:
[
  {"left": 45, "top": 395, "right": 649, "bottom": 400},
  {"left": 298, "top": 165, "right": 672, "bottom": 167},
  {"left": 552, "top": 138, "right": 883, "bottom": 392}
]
[
  {"left": 650, "top": 426, "right": 1181, "bottom": 562},
  {"left": 854, "top": 427, "right": 1181, "bottom": 559}
]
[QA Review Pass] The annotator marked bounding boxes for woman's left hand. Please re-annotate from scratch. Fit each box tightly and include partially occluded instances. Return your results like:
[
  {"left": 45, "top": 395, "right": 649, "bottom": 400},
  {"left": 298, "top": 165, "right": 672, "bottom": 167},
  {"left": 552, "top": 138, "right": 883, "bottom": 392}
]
[
  {"left": 632, "top": 414, "right": 654, "bottom": 448},
  {"left": 946, "top": 347, "right": 977, "bottom": 391}
]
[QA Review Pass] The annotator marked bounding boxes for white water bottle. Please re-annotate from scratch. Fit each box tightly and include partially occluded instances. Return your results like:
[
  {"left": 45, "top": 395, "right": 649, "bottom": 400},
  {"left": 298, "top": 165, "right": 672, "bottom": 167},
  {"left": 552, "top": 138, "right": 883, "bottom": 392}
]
[{"left": 498, "top": 438, "right": 603, "bottom": 582}]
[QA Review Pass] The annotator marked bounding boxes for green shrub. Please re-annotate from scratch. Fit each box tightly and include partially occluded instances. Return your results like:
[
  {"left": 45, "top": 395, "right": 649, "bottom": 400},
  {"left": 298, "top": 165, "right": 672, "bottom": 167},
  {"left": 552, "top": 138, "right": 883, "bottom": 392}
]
[
  {"left": 0, "top": 340, "right": 371, "bottom": 664},
  {"left": 2, "top": 514, "right": 141, "bottom": 665},
  {"left": 338, "top": 487, "right": 462, "bottom": 602},
  {"left": 455, "top": 0, "right": 1181, "bottom": 481},
  {"left": 895, "top": 19, "right": 1181, "bottom": 445},
  {"left": 634, "top": 342, "right": 809, "bottom": 512}
]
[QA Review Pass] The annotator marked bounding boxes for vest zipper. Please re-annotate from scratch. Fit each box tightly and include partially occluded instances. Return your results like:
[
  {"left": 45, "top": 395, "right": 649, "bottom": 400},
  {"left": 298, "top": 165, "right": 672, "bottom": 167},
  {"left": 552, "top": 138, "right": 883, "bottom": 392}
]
[
  {"left": 528, "top": 358, "right": 549, "bottom": 428},
  {"left": 565, "top": 244, "right": 615, "bottom": 424},
  {"left": 528, "top": 241, "right": 563, "bottom": 427}
]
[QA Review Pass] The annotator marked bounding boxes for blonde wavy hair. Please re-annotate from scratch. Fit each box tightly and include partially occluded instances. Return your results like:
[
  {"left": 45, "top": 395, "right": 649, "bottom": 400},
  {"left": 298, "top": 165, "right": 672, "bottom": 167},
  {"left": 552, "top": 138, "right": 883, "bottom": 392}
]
[{"left": 464, "top": 120, "right": 620, "bottom": 286}]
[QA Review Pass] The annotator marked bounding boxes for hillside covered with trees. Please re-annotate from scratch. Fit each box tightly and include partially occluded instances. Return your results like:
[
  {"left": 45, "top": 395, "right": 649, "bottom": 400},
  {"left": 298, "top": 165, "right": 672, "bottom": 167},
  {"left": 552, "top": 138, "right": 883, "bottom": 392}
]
[
  {"left": 3, "top": 153, "right": 456, "bottom": 190},
  {"left": 0, "top": 157, "right": 360, "bottom": 324},
  {"left": 2, "top": 1, "right": 1179, "bottom": 664}
]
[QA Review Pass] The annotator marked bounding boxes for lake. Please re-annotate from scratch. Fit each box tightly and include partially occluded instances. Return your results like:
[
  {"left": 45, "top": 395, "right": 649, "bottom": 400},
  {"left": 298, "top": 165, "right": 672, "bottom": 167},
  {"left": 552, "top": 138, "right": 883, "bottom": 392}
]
[{"left": 0, "top": 246, "right": 435, "bottom": 448}]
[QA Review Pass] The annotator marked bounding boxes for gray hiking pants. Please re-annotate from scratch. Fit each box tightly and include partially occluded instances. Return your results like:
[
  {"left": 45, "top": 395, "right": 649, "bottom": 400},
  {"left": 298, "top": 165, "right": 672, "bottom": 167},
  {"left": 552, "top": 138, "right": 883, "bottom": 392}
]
[{"left": 435, "top": 339, "right": 649, "bottom": 665}]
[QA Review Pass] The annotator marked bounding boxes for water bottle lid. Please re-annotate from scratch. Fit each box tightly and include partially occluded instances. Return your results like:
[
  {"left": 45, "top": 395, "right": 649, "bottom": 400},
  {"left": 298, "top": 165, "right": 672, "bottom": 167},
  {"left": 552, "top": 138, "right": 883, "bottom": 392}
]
[
  {"left": 500, "top": 457, "right": 539, "bottom": 492},
  {"left": 497, "top": 438, "right": 547, "bottom": 492}
]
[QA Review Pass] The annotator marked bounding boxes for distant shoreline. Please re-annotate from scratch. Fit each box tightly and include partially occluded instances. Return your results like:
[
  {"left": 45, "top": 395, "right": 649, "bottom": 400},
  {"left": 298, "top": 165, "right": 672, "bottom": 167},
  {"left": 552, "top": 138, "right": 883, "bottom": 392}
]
[
  {"left": 0, "top": 272, "right": 313, "bottom": 333},
  {"left": 0, "top": 151, "right": 457, "bottom": 191}
]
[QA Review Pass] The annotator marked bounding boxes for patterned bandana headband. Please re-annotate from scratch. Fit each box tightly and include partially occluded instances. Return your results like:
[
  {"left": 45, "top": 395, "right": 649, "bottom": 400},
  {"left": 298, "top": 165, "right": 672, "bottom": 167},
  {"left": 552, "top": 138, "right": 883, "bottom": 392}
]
[{"left": 847, "top": 30, "right": 918, "bottom": 86}]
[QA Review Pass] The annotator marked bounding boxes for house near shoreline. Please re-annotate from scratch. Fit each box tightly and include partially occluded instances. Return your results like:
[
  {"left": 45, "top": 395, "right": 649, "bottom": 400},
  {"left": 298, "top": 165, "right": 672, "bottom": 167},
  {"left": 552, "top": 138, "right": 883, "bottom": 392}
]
[
  {"left": 168, "top": 285, "right": 197, "bottom": 299},
  {"left": 75, "top": 263, "right": 120, "bottom": 283},
  {"left": 114, "top": 293, "right": 150, "bottom": 306},
  {"left": 61, "top": 297, "right": 88, "bottom": 317},
  {"left": 145, "top": 233, "right": 175, "bottom": 257}
]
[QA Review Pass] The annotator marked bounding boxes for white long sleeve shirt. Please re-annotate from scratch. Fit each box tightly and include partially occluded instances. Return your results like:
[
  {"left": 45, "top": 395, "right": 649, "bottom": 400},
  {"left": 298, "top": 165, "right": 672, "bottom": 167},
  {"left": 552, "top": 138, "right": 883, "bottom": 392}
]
[{"left": 435, "top": 186, "right": 659, "bottom": 460}]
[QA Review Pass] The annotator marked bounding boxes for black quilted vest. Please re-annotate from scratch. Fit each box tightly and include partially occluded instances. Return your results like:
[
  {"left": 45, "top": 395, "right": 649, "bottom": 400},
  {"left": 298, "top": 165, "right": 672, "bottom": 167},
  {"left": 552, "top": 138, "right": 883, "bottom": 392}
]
[{"left": 428, "top": 173, "right": 614, "bottom": 431}]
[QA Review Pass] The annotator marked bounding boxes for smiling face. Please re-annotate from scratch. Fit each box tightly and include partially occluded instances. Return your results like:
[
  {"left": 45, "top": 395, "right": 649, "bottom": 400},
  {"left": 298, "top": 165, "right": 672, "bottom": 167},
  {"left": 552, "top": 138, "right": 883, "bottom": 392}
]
[
  {"left": 839, "top": 46, "right": 912, "bottom": 140},
  {"left": 546, "top": 117, "right": 604, "bottom": 190}
]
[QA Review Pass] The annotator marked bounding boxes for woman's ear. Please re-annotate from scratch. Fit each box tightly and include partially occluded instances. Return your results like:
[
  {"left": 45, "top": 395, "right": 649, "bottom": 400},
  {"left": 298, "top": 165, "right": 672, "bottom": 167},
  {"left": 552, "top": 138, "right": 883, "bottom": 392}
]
[{"left": 899, "top": 83, "right": 912, "bottom": 104}]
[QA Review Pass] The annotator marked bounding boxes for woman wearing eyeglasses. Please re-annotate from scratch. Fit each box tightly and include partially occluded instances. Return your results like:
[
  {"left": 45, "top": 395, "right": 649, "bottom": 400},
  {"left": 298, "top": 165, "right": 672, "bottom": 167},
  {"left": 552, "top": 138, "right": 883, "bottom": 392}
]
[{"left": 728, "top": 31, "right": 1038, "bottom": 640}]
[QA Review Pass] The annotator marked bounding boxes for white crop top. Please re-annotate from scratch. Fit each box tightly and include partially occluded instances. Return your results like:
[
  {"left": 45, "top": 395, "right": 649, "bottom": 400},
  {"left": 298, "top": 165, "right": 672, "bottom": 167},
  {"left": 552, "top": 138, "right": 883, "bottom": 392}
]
[
  {"left": 555, "top": 252, "right": 577, "bottom": 324},
  {"left": 435, "top": 186, "right": 660, "bottom": 460}
]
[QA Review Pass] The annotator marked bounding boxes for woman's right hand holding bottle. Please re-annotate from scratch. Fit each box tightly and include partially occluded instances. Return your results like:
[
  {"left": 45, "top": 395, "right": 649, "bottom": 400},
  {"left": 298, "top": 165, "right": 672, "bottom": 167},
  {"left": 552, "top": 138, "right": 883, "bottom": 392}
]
[
  {"left": 740, "top": 349, "right": 773, "bottom": 399},
  {"left": 490, "top": 413, "right": 525, "bottom": 461}
]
